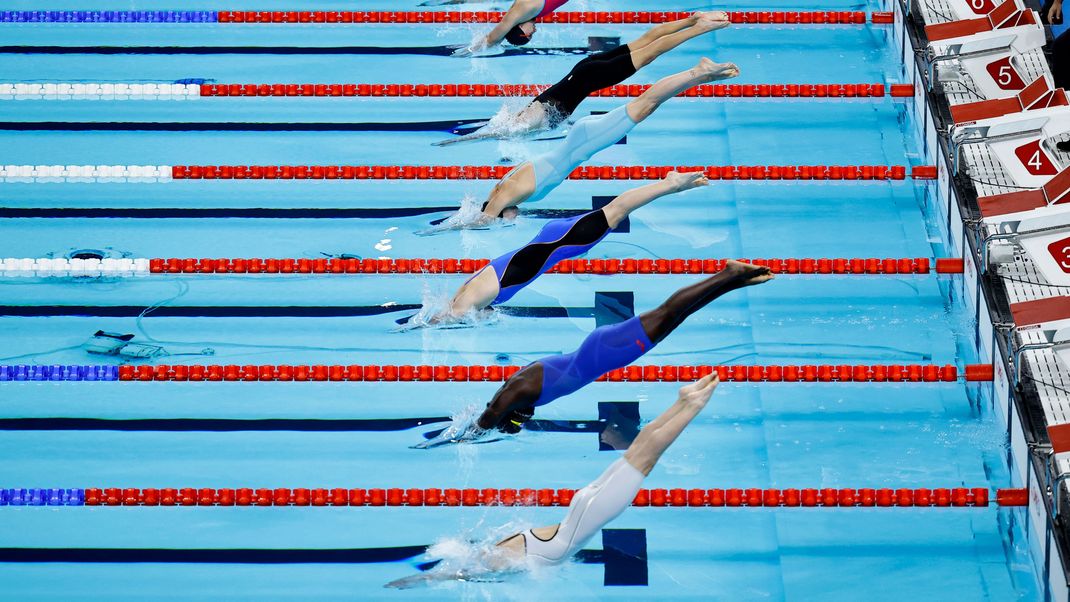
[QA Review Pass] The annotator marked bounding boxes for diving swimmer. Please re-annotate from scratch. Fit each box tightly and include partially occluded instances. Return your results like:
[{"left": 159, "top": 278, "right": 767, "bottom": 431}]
[
  {"left": 437, "top": 12, "right": 731, "bottom": 142},
  {"left": 428, "top": 0, "right": 569, "bottom": 53},
  {"left": 415, "top": 260, "right": 772, "bottom": 447},
  {"left": 438, "top": 170, "right": 709, "bottom": 323},
  {"left": 429, "top": 58, "right": 739, "bottom": 232},
  {"left": 387, "top": 372, "right": 722, "bottom": 588}
]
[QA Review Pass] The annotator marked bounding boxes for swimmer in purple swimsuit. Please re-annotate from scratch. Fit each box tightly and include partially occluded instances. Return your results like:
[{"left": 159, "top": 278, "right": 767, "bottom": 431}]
[
  {"left": 414, "top": 260, "right": 772, "bottom": 448},
  {"left": 436, "top": 170, "right": 709, "bottom": 323}
]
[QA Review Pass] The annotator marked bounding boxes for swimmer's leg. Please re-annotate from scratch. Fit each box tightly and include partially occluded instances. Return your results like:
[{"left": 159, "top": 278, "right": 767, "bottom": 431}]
[
  {"left": 601, "top": 170, "right": 708, "bottom": 228},
  {"left": 627, "top": 14, "right": 702, "bottom": 52},
  {"left": 525, "top": 374, "right": 720, "bottom": 560},
  {"left": 626, "top": 59, "right": 740, "bottom": 123},
  {"left": 623, "top": 374, "right": 719, "bottom": 474},
  {"left": 638, "top": 260, "right": 773, "bottom": 344},
  {"left": 628, "top": 14, "right": 729, "bottom": 69}
]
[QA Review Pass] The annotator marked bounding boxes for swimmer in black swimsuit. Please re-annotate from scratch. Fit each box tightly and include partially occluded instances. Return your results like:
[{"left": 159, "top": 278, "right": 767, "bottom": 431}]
[
  {"left": 415, "top": 260, "right": 772, "bottom": 448},
  {"left": 437, "top": 170, "right": 709, "bottom": 322},
  {"left": 434, "top": 11, "right": 731, "bottom": 146}
]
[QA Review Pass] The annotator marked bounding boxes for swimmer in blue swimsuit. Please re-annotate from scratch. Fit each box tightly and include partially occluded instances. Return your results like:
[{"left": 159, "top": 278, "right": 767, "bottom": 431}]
[
  {"left": 415, "top": 260, "right": 772, "bottom": 448},
  {"left": 437, "top": 170, "right": 710, "bottom": 322},
  {"left": 430, "top": 58, "right": 739, "bottom": 233}
]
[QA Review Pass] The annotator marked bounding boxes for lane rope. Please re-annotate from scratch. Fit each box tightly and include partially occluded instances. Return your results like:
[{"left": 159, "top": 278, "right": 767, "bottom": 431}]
[
  {"left": 0, "top": 82, "right": 915, "bottom": 100},
  {"left": 0, "top": 10, "right": 894, "bottom": 25},
  {"left": 0, "top": 486, "right": 1024, "bottom": 507},
  {"left": 0, "top": 363, "right": 995, "bottom": 382},
  {"left": 0, "top": 164, "right": 938, "bottom": 182},
  {"left": 0, "top": 257, "right": 965, "bottom": 277}
]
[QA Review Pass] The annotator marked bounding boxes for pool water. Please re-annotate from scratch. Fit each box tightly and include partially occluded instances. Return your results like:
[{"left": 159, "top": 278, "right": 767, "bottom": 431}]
[{"left": 0, "top": 0, "right": 1046, "bottom": 599}]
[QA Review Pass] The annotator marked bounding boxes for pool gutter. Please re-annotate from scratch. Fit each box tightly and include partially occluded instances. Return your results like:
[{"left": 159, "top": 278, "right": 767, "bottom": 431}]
[{"left": 890, "top": 1, "right": 1070, "bottom": 599}]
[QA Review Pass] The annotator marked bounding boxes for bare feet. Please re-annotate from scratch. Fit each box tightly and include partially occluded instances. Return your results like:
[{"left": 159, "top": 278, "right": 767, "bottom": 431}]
[
  {"left": 677, "top": 373, "right": 720, "bottom": 410},
  {"left": 723, "top": 259, "right": 774, "bottom": 286},
  {"left": 696, "top": 57, "right": 740, "bottom": 82},
  {"left": 695, "top": 11, "right": 731, "bottom": 32},
  {"left": 665, "top": 170, "right": 710, "bottom": 193}
]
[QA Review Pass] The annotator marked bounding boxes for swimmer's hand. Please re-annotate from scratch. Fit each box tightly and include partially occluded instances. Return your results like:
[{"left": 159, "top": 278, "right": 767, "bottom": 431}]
[
  {"left": 414, "top": 221, "right": 490, "bottom": 236},
  {"left": 449, "top": 44, "right": 476, "bottom": 58},
  {"left": 411, "top": 423, "right": 491, "bottom": 449},
  {"left": 415, "top": 212, "right": 496, "bottom": 236},
  {"left": 448, "top": 40, "right": 504, "bottom": 58},
  {"left": 385, "top": 574, "right": 437, "bottom": 589},
  {"left": 432, "top": 126, "right": 509, "bottom": 147},
  {"left": 386, "top": 569, "right": 505, "bottom": 589},
  {"left": 449, "top": 43, "right": 483, "bottom": 58}
]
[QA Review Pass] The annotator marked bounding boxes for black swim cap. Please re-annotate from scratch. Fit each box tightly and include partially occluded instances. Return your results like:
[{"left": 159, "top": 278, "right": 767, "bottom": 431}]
[
  {"left": 505, "top": 25, "right": 532, "bottom": 46},
  {"left": 481, "top": 201, "right": 510, "bottom": 219},
  {"left": 497, "top": 405, "right": 534, "bottom": 434}
]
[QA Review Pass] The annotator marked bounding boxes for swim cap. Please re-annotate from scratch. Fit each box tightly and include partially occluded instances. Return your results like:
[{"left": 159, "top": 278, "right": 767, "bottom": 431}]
[
  {"left": 505, "top": 25, "right": 533, "bottom": 46},
  {"left": 497, "top": 405, "right": 534, "bottom": 434}
]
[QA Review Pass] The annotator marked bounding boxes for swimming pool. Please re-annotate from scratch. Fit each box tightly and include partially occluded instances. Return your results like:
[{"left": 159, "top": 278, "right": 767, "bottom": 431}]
[{"left": 0, "top": 0, "right": 1048, "bottom": 599}]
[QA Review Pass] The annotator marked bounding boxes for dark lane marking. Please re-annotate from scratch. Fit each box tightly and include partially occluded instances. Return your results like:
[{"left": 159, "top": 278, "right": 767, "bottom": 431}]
[
  {"left": 0, "top": 208, "right": 587, "bottom": 220},
  {"left": 0, "top": 45, "right": 592, "bottom": 56},
  {"left": 0, "top": 547, "right": 428, "bottom": 563},
  {"left": 0, "top": 305, "right": 587, "bottom": 318},
  {"left": 0, "top": 417, "right": 451, "bottom": 432}
]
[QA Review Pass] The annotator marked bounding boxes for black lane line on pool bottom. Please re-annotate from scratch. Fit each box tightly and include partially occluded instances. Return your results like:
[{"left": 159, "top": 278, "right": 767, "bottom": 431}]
[
  {"left": 0, "top": 417, "right": 619, "bottom": 433},
  {"left": 0, "top": 45, "right": 593, "bottom": 56},
  {"left": 0, "top": 417, "right": 451, "bottom": 432},
  {"left": 0, "top": 528, "right": 643, "bottom": 587},
  {"left": 0, "top": 305, "right": 590, "bottom": 318},
  {"left": 0, "top": 547, "right": 430, "bottom": 564},
  {"left": 0, "top": 207, "right": 589, "bottom": 220},
  {"left": 0, "top": 120, "right": 490, "bottom": 133}
]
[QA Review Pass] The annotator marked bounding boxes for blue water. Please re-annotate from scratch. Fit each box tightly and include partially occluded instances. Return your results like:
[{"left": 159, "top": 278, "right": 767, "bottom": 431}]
[{"left": 0, "top": 1, "right": 1045, "bottom": 599}]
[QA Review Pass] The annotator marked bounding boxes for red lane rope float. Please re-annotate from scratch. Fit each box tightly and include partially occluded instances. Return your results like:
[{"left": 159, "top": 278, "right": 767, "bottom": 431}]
[
  {"left": 215, "top": 11, "right": 884, "bottom": 25},
  {"left": 171, "top": 164, "right": 933, "bottom": 181},
  {"left": 115, "top": 363, "right": 995, "bottom": 382},
  {"left": 198, "top": 82, "right": 903, "bottom": 99},
  {"left": 81, "top": 486, "right": 1024, "bottom": 507},
  {"left": 147, "top": 257, "right": 965, "bottom": 276}
]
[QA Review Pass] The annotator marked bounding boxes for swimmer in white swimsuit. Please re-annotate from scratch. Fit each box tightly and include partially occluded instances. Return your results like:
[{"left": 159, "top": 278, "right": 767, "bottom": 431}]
[
  {"left": 430, "top": 59, "right": 739, "bottom": 232},
  {"left": 385, "top": 373, "right": 721, "bottom": 588}
]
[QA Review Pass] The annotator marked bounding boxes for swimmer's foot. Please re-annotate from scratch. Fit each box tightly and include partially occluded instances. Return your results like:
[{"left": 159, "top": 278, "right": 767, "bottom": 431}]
[
  {"left": 696, "top": 57, "right": 740, "bottom": 82},
  {"left": 665, "top": 170, "right": 710, "bottom": 192},
  {"left": 722, "top": 259, "right": 774, "bottom": 287},
  {"left": 695, "top": 11, "right": 731, "bottom": 32}
]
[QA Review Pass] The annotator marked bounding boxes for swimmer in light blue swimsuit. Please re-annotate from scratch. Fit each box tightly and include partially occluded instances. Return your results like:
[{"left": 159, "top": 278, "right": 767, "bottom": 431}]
[
  {"left": 437, "top": 170, "right": 709, "bottom": 321},
  {"left": 414, "top": 260, "right": 773, "bottom": 448},
  {"left": 443, "top": 58, "right": 741, "bottom": 230}
]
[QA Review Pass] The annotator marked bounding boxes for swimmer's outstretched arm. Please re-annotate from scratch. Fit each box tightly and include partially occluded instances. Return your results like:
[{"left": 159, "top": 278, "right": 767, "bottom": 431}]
[
  {"left": 385, "top": 566, "right": 507, "bottom": 589},
  {"left": 432, "top": 128, "right": 511, "bottom": 147},
  {"left": 419, "top": 0, "right": 480, "bottom": 5},
  {"left": 433, "top": 104, "right": 549, "bottom": 147}
]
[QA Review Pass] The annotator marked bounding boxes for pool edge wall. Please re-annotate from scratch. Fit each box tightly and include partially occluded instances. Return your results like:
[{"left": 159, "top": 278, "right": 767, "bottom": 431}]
[{"left": 892, "top": 0, "right": 1070, "bottom": 599}]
